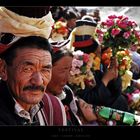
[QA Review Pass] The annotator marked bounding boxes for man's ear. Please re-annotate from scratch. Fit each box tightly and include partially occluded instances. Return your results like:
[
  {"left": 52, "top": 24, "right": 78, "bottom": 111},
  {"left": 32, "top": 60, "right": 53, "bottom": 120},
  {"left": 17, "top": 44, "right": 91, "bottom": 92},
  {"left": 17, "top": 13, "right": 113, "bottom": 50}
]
[{"left": 0, "top": 59, "right": 8, "bottom": 81}]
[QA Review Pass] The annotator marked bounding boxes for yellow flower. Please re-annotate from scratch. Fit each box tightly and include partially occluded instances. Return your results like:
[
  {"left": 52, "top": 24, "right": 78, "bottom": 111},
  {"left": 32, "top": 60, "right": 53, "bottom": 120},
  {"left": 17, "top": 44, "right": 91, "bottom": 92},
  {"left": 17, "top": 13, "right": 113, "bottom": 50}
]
[{"left": 121, "top": 70, "right": 133, "bottom": 91}]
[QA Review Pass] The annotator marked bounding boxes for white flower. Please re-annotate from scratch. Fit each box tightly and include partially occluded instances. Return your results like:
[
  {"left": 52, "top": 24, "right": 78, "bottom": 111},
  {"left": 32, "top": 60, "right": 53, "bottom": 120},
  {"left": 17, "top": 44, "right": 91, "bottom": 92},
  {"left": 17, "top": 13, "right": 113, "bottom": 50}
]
[{"left": 132, "top": 93, "right": 140, "bottom": 103}]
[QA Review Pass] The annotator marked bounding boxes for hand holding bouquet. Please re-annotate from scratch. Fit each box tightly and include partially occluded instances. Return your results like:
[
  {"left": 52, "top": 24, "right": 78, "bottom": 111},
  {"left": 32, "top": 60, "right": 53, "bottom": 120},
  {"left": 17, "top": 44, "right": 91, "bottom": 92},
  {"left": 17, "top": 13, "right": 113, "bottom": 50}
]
[{"left": 101, "top": 48, "right": 132, "bottom": 76}]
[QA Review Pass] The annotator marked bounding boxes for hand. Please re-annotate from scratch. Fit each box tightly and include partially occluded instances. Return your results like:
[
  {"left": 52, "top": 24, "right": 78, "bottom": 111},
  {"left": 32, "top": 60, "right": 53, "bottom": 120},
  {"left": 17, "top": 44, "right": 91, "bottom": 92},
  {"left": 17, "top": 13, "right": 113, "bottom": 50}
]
[{"left": 102, "top": 57, "right": 118, "bottom": 86}]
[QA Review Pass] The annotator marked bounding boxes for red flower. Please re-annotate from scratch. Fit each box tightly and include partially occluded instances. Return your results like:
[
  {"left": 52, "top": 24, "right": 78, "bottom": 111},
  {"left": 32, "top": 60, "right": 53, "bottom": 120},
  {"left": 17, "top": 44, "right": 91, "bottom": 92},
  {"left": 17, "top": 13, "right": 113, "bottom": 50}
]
[
  {"left": 106, "top": 19, "right": 114, "bottom": 27},
  {"left": 108, "top": 15, "right": 117, "bottom": 19},
  {"left": 111, "top": 28, "right": 121, "bottom": 36},
  {"left": 123, "top": 31, "right": 131, "bottom": 39},
  {"left": 117, "top": 20, "right": 128, "bottom": 29},
  {"left": 83, "top": 53, "right": 89, "bottom": 63}
]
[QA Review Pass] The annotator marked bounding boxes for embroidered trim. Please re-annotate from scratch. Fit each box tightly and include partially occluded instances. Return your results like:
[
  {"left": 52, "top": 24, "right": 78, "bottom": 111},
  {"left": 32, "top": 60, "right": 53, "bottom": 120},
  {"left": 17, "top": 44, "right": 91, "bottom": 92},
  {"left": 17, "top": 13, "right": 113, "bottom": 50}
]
[
  {"left": 55, "top": 96, "right": 67, "bottom": 125},
  {"left": 45, "top": 94, "right": 53, "bottom": 125}
]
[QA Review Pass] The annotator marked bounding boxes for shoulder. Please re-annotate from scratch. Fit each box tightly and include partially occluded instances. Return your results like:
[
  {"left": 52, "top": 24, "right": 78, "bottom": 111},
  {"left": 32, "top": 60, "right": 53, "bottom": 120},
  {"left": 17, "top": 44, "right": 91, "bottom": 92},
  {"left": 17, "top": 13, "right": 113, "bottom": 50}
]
[
  {"left": 42, "top": 93, "right": 66, "bottom": 125},
  {"left": 42, "top": 93, "right": 62, "bottom": 107}
]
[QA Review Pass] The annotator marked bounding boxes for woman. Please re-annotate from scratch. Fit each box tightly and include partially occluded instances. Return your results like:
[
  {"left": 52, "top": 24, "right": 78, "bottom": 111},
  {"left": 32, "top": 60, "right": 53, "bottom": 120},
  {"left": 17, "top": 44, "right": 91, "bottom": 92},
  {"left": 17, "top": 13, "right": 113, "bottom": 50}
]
[
  {"left": 76, "top": 98, "right": 99, "bottom": 125},
  {"left": 44, "top": 40, "right": 82, "bottom": 125},
  {"left": 76, "top": 98, "right": 140, "bottom": 126},
  {"left": 68, "top": 16, "right": 128, "bottom": 111},
  {"left": 69, "top": 37, "right": 128, "bottom": 111}
]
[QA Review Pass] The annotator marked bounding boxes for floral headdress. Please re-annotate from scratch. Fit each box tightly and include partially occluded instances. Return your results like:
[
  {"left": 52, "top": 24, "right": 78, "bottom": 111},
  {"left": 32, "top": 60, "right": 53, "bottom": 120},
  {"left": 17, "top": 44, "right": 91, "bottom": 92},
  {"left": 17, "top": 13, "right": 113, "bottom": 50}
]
[
  {"left": 52, "top": 21, "right": 68, "bottom": 36},
  {"left": 125, "top": 85, "right": 140, "bottom": 112},
  {"left": 96, "top": 14, "right": 140, "bottom": 56},
  {"left": 68, "top": 50, "right": 100, "bottom": 93}
]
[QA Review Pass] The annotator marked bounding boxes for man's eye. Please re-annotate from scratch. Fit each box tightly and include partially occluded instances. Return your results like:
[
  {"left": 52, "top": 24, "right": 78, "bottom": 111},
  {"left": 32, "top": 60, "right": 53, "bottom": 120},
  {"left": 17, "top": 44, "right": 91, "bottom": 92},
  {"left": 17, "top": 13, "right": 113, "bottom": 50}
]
[
  {"left": 23, "top": 67, "right": 33, "bottom": 72},
  {"left": 41, "top": 68, "right": 51, "bottom": 73}
]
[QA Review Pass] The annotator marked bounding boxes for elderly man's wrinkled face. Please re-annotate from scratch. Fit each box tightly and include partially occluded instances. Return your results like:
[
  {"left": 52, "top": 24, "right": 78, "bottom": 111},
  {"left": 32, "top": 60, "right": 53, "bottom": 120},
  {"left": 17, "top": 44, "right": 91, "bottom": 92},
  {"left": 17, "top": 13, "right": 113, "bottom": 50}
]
[
  {"left": 6, "top": 48, "right": 52, "bottom": 110},
  {"left": 47, "top": 56, "right": 73, "bottom": 96}
]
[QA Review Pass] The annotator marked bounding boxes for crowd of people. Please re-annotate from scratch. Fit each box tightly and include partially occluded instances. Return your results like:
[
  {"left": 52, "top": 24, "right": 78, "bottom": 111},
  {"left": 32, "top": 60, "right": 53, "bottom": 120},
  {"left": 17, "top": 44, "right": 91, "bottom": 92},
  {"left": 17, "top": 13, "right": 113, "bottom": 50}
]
[{"left": 0, "top": 6, "right": 140, "bottom": 126}]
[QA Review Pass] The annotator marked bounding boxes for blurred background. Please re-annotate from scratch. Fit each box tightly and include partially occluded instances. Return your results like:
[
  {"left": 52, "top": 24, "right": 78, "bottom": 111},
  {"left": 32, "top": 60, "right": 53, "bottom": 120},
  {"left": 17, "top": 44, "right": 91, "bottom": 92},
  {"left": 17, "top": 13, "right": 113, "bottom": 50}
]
[{"left": 76, "top": 6, "right": 140, "bottom": 26}]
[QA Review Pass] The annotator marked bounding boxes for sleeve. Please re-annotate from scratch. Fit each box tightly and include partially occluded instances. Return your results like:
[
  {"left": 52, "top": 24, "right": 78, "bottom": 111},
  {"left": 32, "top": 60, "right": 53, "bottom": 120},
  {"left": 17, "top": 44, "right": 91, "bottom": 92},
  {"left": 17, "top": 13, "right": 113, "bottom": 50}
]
[
  {"left": 78, "top": 70, "right": 118, "bottom": 106},
  {"left": 107, "top": 76, "right": 122, "bottom": 97}
]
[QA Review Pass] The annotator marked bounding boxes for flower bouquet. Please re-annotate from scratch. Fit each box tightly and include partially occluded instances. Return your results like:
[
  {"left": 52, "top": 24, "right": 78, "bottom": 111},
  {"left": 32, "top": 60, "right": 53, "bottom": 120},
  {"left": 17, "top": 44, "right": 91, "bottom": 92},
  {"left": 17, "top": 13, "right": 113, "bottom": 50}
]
[
  {"left": 126, "top": 88, "right": 140, "bottom": 112},
  {"left": 53, "top": 21, "right": 68, "bottom": 36},
  {"left": 96, "top": 14, "right": 140, "bottom": 56},
  {"left": 101, "top": 48, "right": 132, "bottom": 76},
  {"left": 68, "top": 50, "right": 100, "bottom": 93},
  {"left": 50, "top": 21, "right": 68, "bottom": 41},
  {"left": 116, "top": 49, "right": 132, "bottom": 76}
]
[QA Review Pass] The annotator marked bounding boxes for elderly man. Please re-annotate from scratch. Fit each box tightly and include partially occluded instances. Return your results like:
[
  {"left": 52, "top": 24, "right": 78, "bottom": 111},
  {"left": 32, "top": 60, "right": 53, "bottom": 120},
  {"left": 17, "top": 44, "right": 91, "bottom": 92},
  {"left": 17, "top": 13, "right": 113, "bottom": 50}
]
[
  {"left": 0, "top": 7, "right": 67, "bottom": 126},
  {"left": 0, "top": 36, "right": 47, "bottom": 125}
]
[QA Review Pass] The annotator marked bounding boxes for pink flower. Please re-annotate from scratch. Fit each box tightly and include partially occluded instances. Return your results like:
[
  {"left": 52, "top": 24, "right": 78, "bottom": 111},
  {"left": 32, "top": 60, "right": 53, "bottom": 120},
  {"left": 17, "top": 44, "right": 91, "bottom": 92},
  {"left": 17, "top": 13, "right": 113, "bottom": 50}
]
[
  {"left": 126, "top": 94, "right": 132, "bottom": 103},
  {"left": 123, "top": 31, "right": 131, "bottom": 39},
  {"left": 106, "top": 19, "right": 114, "bottom": 27},
  {"left": 83, "top": 53, "right": 89, "bottom": 63},
  {"left": 68, "top": 50, "right": 96, "bottom": 91},
  {"left": 96, "top": 14, "right": 140, "bottom": 57},
  {"left": 134, "top": 30, "right": 140, "bottom": 40},
  {"left": 127, "top": 21, "right": 133, "bottom": 26},
  {"left": 134, "top": 89, "right": 140, "bottom": 93},
  {"left": 98, "top": 35, "right": 103, "bottom": 43},
  {"left": 117, "top": 15, "right": 123, "bottom": 19},
  {"left": 101, "top": 22, "right": 106, "bottom": 26},
  {"left": 108, "top": 15, "right": 117, "bottom": 19},
  {"left": 130, "top": 44, "right": 138, "bottom": 51},
  {"left": 122, "top": 16, "right": 128, "bottom": 21},
  {"left": 134, "top": 30, "right": 140, "bottom": 36},
  {"left": 111, "top": 28, "right": 120, "bottom": 36},
  {"left": 117, "top": 21, "right": 128, "bottom": 29},
  {"left": 131, "top": 21, "right": 137, "bottom": 27},
  {"left": 96, "top": 29, "right": 103, "bottom": 34},
  {"left": 72, "top": 59, "right": 83, "bottom": 68}
]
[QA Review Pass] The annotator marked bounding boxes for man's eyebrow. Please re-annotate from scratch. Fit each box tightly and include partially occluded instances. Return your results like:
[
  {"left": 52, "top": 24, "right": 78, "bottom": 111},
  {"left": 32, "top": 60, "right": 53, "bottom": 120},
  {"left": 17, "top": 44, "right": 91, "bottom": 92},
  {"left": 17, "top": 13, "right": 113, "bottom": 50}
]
[
  {"left": 22, "top": 61, "right": 52, "bottom": 68},
  {"left": 23, "top": 61, "right": 34, "bottom": 66},
  {"left": 43, "top": 64, "right": 52, "bottom": 69}
]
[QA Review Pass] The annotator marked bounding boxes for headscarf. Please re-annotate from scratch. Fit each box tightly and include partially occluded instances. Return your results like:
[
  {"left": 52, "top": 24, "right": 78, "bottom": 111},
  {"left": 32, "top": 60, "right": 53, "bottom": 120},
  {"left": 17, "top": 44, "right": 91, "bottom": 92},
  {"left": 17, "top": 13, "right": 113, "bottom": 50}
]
[{"left": 0, "top": 7, "right": 54, "bottom": 39}]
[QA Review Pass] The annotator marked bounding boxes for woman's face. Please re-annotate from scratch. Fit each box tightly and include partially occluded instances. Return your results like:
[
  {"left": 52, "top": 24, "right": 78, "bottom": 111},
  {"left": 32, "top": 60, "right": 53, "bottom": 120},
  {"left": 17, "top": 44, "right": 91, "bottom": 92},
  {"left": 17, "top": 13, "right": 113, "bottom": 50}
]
[
  {"left": 67, "top": 18, "right": 77, "bottom": 29},
  {"left": 47, "top": 55, "right": 73, "bottom": 95},
  {"left": 78, "top": 98, "right": 97, "bottom": 122}
]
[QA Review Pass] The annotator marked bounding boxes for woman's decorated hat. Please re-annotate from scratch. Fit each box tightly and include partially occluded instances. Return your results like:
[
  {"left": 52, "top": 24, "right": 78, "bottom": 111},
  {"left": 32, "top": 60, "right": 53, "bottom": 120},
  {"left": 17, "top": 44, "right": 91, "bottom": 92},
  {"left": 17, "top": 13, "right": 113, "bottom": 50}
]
[{"left": 68, "top": 15, "right": 97, "bottom": 50}]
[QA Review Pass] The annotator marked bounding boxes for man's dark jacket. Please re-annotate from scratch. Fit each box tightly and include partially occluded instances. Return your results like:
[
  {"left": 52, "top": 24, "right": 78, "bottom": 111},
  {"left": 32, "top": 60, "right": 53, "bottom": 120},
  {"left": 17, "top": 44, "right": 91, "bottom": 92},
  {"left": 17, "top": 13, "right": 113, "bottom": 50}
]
[{"left": 0, "top": 80, "right": 31, "bottom": 125}]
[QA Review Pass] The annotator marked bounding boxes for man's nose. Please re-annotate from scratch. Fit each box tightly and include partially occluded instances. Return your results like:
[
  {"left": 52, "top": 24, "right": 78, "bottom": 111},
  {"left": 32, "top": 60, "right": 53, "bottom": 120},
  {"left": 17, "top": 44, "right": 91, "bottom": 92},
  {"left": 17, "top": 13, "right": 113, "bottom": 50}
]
[{"left": 31, "top": 72, "right": 43, "bottom": 85}]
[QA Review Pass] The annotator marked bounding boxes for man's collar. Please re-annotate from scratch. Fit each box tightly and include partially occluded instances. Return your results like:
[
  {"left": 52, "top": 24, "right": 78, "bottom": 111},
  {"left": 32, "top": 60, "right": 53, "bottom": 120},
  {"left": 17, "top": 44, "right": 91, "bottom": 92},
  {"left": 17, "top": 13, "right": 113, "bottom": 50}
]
[{"left": 13, "top": 98, "right": 43, "bottom": 123}]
